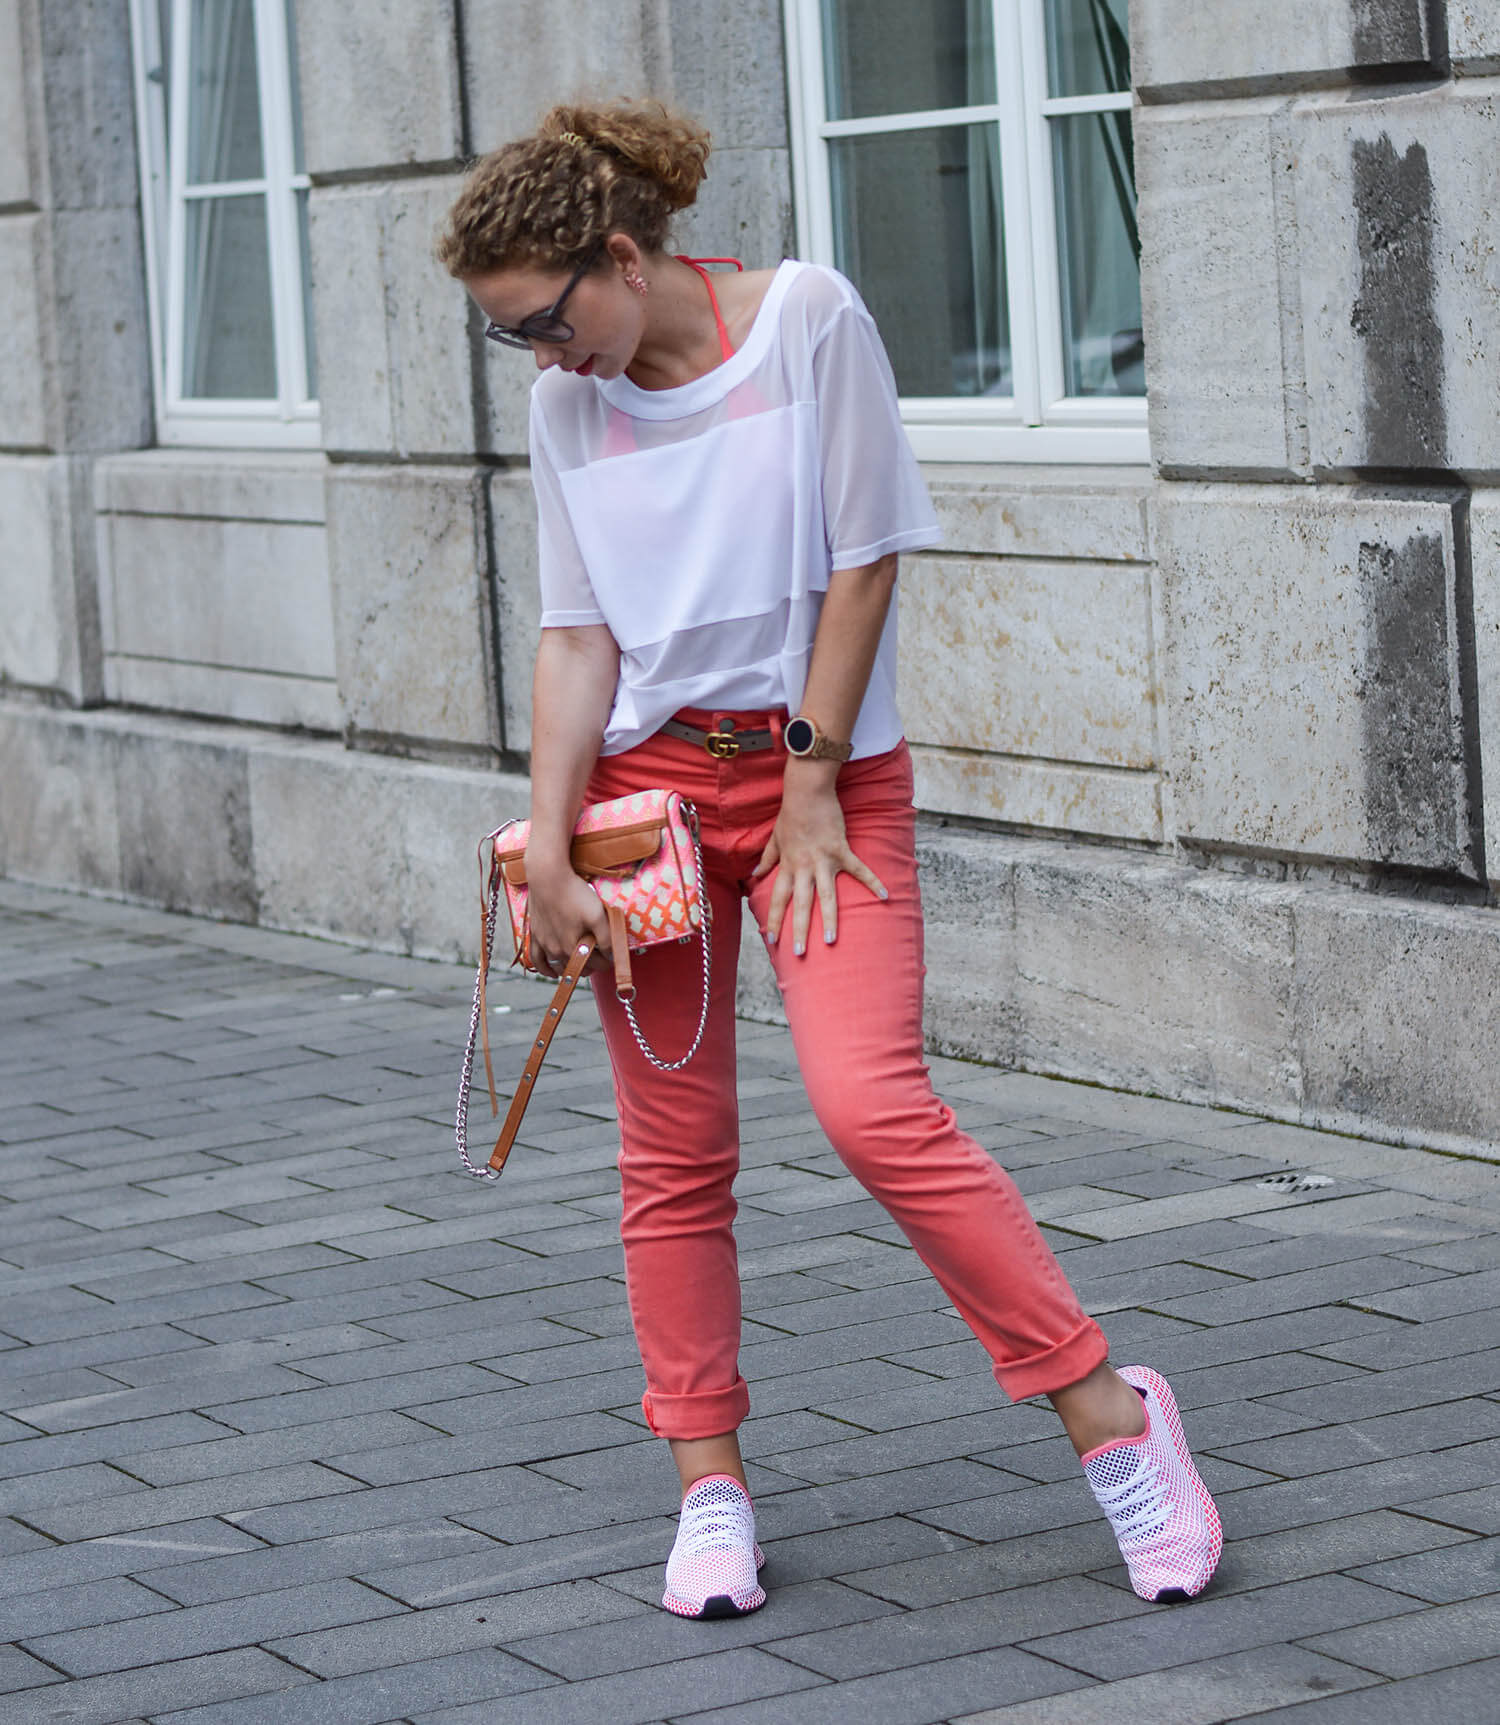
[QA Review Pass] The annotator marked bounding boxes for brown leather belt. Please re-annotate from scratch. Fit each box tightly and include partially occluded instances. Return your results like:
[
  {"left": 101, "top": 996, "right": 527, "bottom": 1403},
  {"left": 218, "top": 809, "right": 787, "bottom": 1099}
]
[{"left": 660, "top": 717, "right": 777, "bottom": 760}]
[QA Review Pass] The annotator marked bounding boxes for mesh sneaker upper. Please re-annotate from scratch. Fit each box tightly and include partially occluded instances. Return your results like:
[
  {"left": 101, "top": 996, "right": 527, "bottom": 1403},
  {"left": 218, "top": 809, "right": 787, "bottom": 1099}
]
[
  {"left": 1082, "top": 1364, "right": 1223, "bottom": 1602},
  {"left": 662, "top": 1474, "right": 767, "bottom": 1619}
]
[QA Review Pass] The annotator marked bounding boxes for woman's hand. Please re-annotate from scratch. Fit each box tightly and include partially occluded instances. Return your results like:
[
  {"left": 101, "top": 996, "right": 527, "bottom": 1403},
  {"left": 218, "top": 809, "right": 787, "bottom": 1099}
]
[
  {"left": 522, "top": 858, "right": 613, "bottom": 979},
  {"left": 752, "top": 765, "right": 887, "bottom": 955}
]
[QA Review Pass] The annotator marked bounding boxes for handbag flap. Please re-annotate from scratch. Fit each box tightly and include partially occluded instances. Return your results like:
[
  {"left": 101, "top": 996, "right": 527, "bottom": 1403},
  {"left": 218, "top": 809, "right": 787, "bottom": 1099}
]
[{"left": 501, "top": 819, "right": 665, "bottom": 887}]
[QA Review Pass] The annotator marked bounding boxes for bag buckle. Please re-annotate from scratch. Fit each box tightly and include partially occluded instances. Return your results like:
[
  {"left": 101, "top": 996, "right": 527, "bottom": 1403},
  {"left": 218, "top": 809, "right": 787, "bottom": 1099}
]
[{"left": 704, "top": 725, "right": 740, "bottom": 759}]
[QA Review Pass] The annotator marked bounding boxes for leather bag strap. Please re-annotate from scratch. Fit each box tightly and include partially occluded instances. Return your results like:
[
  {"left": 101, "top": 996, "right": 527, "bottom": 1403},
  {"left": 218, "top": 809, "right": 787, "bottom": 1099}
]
[{"left": 487, "top": 936, "right": 595, "bottom": 1174}]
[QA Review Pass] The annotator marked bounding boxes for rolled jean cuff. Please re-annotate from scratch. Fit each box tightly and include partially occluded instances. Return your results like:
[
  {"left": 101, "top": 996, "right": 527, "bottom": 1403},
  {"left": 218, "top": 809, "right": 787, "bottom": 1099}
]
[
  {"left": 641, "top": 1376, "right": 752, "bottom": 1440},
  {"left": 991, "top": 1315, "right": 1110, "bottom": 1403}
]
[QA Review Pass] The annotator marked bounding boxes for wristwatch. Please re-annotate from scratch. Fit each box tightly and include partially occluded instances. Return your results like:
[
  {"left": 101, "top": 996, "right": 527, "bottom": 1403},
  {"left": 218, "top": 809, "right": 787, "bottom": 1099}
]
[{"left": 783, "top": 714, "right": 853, "bottom": 762}]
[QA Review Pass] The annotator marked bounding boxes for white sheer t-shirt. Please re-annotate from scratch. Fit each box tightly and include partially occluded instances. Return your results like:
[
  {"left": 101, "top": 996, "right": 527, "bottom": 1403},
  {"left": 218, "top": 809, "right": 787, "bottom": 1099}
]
[{"left": 530, "top": 260, "right": 942, "bottom": 758}]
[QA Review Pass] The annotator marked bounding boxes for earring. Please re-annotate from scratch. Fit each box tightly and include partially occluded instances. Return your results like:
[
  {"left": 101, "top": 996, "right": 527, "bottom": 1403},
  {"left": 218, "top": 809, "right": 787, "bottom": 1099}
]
[{"left": 624, "top": 270, "right": 648, "bottom": 297}]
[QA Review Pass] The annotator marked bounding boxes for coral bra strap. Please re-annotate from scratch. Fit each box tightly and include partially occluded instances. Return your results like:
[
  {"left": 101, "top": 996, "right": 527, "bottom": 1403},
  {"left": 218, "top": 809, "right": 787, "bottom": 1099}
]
[{"left": 675, "top": 255, "right": 743, "bottom": 362}]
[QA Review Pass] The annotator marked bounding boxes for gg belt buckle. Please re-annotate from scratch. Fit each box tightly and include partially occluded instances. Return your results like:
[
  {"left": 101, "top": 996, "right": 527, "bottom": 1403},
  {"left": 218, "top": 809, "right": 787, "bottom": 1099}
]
[{"left": 704, "top": 718, "right": 740, "bottom": 760}]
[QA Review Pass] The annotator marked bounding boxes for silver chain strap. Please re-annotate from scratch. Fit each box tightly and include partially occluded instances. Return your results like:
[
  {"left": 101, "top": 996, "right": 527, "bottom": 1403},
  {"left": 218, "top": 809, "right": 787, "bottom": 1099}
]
[{"left": 454, "top": 868, "right": 503, "bottom": 1180}]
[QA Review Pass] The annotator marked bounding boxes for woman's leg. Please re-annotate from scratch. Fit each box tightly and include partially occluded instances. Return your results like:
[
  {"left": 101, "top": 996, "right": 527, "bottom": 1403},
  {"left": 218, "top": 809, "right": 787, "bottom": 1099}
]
[
  {"left": 749, "top": 744, "right": 1221, "bottom": 1600},
  {"left": 749, "top": 745, "right": 1111, "bottom": 1404}
]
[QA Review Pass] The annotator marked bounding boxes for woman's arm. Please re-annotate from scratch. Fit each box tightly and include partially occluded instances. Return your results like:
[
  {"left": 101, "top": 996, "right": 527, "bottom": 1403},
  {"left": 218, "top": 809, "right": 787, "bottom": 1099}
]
[
  {"left": 753, "top": 552, "right": 897, "bottom": 955},
  {"left": 523, "top": 623, "right": 621, "bottom": 976}
]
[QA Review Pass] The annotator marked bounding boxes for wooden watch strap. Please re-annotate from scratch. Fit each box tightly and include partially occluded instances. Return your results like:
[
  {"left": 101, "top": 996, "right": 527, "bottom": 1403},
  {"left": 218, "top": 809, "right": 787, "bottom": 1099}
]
[{"left": 488, "top": 937, "right": 594, "bottom": 1174}]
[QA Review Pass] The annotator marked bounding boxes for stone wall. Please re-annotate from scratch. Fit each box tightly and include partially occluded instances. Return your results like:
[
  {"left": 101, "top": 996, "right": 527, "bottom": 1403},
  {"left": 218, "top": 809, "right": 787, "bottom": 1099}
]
[{"left": 2, "top": 0, "right": 1499, "bottom": 1157}]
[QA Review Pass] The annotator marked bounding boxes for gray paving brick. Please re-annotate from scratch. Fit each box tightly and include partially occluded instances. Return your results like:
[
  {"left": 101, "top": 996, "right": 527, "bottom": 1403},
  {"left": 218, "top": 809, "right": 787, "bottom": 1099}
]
[
  {"left": 0, "top": 1519, "right": 267, "bottom": 1601},
  {"left": 0, "top": 1648, "right": 314, "bottom": 1725},
  {"left": 10, "top": 1362, "right": 318, "bottom": 1434},
  {"left": 201, "top": 1362, "right": 509, "bottom": 1432},
  {"left": 1020, "top": 1573, "right": 1415, "bottom": 1680},
  {"left": 1214, "top": 1398, "right": 1500, "bottom": 1477},
  {"left": 1347, "top": 1532, "right": 1500, "bottom": 1603},
  {"left": 0, "top": 1644, "right": 58, "bottom": 1696},
  {"left": 1246, "top": 1655, "right": 1500, "bottom": 1723},
  {"left": 1301, "top": 1592, "right": 1500, "bottom": 1676},
  {"left": 0, "top": 1574, "right": 179, "bottom": 1641},
  {"left": 19, "top": 1461, "right": 364, "bottom": 1542},
  {"left": 140, "top": 1518, "right": 496, "bottom": 1607},
  {"left": 768, "top": 1575, "right": 1150, "bottom": 1680},
  {"left": 123, "top": 1410, "right": 444, "bottom": 1486},
  {"left": 1399, "top": 1482, "right": 1500, "bottom": 1533},
  {"left": 151, "top": 1648, "right": 557, "bottom": 1725},
  {"left": 21, "top": 1577, "right": 404, "bottom": 1679},
  {"left": 222, "top": 1462, "right": 584, "bottom": 1543},
  {"left": 952, "top": 1644, "right": 1379, "bottom": 1723},
  {"left": 264, "top": 1579, "right": 647, "bottom": 1677},
  {"left": 0, "top": 1413, "right": 237, "bottom": 1484}
]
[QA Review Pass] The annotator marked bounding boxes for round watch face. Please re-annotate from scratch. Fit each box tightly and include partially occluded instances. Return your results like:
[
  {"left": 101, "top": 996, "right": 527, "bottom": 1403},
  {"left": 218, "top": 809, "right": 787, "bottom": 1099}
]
[{"left": 784, "top": 716, "right": 816, "bottom": 755}]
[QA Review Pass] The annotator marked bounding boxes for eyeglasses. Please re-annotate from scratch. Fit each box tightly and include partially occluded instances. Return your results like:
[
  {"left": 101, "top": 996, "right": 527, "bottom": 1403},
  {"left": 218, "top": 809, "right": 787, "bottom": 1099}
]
[{"left": 483, "top": 245, "right": 603, "bottom": 349}]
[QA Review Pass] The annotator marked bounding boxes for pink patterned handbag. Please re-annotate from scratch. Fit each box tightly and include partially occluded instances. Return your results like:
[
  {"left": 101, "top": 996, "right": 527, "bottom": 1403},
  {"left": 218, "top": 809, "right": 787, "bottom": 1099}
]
[{"left": 456, "top": 789, "right": 712, "bottom": 1179}]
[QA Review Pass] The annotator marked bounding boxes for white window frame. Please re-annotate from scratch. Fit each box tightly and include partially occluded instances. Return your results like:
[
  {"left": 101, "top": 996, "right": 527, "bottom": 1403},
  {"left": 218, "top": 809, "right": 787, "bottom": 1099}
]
[
  {"left": 128, "top": 0, "right": 319, "bottom": 449},
  {"left": 785, "top": 0, "right": 1148, "bottom": 465}
]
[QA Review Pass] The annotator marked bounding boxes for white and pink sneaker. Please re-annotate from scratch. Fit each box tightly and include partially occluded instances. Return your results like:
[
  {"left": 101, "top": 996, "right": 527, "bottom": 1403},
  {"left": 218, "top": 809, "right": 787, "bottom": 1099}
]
[
  {"left": 1082, "top": 1364, "right": 1222, "bottom": 1602},
  {"left": 662, "top": 1474, "right": 767, "bottom": 1619}
]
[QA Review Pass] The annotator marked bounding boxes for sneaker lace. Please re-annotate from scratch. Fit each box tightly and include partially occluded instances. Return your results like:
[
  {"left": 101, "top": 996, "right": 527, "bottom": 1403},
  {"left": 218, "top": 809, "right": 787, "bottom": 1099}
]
[
  {"left": 1093, "top": 1460, "right": 1169, "bottom": 1546},
  {"left": 675, "top": 1497, "right": 751, "bottom": 1559}
]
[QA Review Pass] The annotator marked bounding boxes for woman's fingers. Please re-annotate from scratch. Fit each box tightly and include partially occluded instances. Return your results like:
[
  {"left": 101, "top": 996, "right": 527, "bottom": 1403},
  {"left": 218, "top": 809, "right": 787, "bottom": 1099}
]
[
  {"left": 751, "top": 833, "right": 780, "bottom": 879},
  {"left": 767, "top": 845, "right": 890, "bottom": 955}
]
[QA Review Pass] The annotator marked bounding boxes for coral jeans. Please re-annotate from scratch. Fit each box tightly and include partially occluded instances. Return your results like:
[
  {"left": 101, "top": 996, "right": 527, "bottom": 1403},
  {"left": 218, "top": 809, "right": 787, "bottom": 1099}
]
[{"left": 585, "top": 709, "right": 1108, "bottom": 1440}]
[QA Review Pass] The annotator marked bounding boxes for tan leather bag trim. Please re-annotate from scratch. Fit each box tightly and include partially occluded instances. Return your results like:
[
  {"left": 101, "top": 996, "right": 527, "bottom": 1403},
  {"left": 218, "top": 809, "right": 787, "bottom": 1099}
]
[{"left": 501, "top": 820, "right": 665, "bottom": 886}]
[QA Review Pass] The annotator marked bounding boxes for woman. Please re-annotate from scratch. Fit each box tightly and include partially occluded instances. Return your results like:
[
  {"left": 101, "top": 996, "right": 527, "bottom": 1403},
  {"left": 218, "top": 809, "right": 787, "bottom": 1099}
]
[{"left": 439, "top": 99, "right": 1221, "bottom": 1621}]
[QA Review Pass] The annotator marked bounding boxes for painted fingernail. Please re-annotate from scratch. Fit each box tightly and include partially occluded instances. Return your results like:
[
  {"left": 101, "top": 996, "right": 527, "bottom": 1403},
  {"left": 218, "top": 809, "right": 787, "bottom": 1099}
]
[
  {"left": 878, "top": 888, "right": 889, "bottom": 901},
  {"left": 793, "top": 942, "right": 804, "bottom": 957},
  {"left": 824, "top": 930, "right": 835, "bottom": 944}
]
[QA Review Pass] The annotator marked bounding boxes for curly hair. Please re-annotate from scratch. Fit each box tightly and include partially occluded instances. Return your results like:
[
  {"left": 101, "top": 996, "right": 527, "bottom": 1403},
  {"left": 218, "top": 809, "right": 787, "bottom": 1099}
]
[{"left": 437, "top": 99, "right": 711, "bottom": 279}]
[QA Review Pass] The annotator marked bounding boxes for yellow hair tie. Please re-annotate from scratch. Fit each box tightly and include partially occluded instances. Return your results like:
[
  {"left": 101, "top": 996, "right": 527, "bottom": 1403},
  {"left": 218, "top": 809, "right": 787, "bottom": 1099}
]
[{"left": 559, "top": 131, "right": 587, "bottom": 148}]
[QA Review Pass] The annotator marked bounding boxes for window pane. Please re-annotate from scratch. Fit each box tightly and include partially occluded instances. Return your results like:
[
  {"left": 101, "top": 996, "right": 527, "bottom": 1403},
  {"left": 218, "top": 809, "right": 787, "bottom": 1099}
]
[
  {"left": 830, "top": 124, "right": 1008, "bottom": 398},
  {"left": 1045, "top": 0, "right": 1132, "bottom": 98},
  {"left": 297, "top": 187, "right": 317, "bottom": 397},
  {"left": 186, "top": 0, "right": 264, "bottom": 184},
  {"left": 182, "top": 194, "right": 276, "bottom": 397},
  {"left": 1052, "top": 111, "right": 1143, "bottom": 396},
  {"left": 823, "top": 0, "right": 995, "bottom": 120}
]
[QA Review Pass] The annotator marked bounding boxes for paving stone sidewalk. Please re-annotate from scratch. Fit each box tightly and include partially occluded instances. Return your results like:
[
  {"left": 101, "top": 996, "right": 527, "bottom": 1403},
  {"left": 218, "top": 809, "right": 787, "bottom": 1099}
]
[{"left": 1, "top": 877, "right": 1498, "bottom": 1725}]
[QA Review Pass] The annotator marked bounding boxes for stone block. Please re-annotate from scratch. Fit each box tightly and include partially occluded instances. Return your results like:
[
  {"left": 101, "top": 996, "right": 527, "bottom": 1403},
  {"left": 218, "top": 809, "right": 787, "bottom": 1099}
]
[
  {"left": 1132, "top": 0, "right": 1439, "bottom": 94},
  {"left": 0, "top": 705, "right": 121, "bottom": 893},
  {"left": 0, "top": 213, "right": 50, "bottom": 447},
  {"left": 461, "top": 2, "right": 673, "bottom": 157},
  {"left": 1470, "top": 487, "right": 1500, "bottom": 878},
  {"left": 33, "top": 0, "right": 140, "bottom": 211},
  {"left": 309, "top": 178, "right": 475, "bottom": 458},
  {"left": 324, "top": 464, "right": 497, "bottom": 750},
  {"left": 48, "top": 207, "right": 153, "bottom": 452},
  {"left": 1156, "top": 482, "right": 1481, "bottom": 874},
  {"left": 113, "top": 723, "right": 257, "bottom": 922},
  {"left": 248, "top": 734, "right": 528, "bottom": 957},
  {"left": 913, "top": 827, "right": 1020, "bottom": 1067},
  {"left": 673, "top": 146, "right": 795, "bottom": 269},
  {"left": 1012, "top": 845, "right": 1300, "bottom": 1110},
  {"left": 899, "top": 556, "right": 1157, "bottom": 768},
  {"left": 100, "top": 514, "right": 336, "bottom": 680},
  {"left": 487, "top": 470, "right": 541, "bottom": 754},
  {"left": 292, "top": 0, "right": 462, "bottom": 175},
  {"left": 925, "top": 471, "right": 1150, "bottom": 563},
  {"left": 1294, "top": 82, "right": 1500, "bottom": 474},
  {"left": 0, "top": 455, "right": 65, "bottom": 689},
  {"left": 93, "top": 449, "right": 327, "bottom": 523},
  {"left": 1135, "top": 104, "right": 1299, "bottom": 475},
  {"left": 665, "top": 0, "right": 788, "bottom": 146},
  {"left": 96, "top": 452, "right": 338, "bottom": 726},
  {"left": 1293, "top": 891, "right": 1500, "bottom": 1150},
  {"left": 909, "top": 749, "right": 1163, "bottom": 844},
  {"left": 478, "top": 334, "right": 535, "bottom": 460},
  {"left": 1450, "top": 5, "right": 1500, "bottom": 74},
  {"left": 0, "top": 0, "right": 34, "bottom": 207}
]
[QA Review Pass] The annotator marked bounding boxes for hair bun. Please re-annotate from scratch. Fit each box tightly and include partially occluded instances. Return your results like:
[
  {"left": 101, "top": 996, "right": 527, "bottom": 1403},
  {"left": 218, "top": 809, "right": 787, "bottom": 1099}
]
[{"left": 541, "top": 99, "right": 710, "bottom": 212}]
